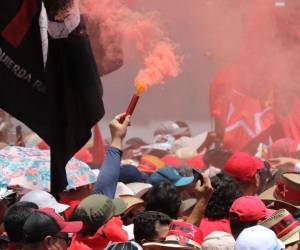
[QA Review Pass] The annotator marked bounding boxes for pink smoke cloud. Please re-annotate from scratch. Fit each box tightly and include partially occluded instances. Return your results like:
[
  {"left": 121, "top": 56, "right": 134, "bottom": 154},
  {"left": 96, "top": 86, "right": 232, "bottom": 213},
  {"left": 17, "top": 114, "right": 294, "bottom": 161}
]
[
  {"left": 135, "top": 41, "right": 180, "bottom": 90},
  {"left": 80, "top": 0, "right": 181, "bottom": 88}
]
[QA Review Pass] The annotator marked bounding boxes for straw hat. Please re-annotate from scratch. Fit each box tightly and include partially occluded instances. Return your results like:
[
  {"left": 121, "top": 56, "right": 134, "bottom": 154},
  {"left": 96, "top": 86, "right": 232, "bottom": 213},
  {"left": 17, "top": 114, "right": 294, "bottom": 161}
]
[
  {"left": 259, "top": 209, "right": 300, "bottom": 246},
  {"left": 260, "top": 172, "right": 300, "bottom": 208},
  {"left": 118, "top": 195, "right": 144, "bottom": 214},
  {"left": 115, "top": 182, "right": 152, "bottom": 198},
  {"left": 173, "top": 133, "right": 208, "bottom": 161},
  {"left": 172, "top": 132, "right": 208, "bottom": 154}
]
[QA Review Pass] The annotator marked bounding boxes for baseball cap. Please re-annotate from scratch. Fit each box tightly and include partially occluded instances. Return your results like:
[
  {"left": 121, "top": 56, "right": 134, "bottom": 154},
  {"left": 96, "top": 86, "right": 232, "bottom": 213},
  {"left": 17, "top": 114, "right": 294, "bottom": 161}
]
[
  {"left": 119, "top": 165, "right": 145, "bottom": 184},
  {"left": 72, "top": 194, "right": 126, "bottom": 230},
  {"left": 22, "top": 208, "right": 82, "bottom": 243},
  {"left": 230, "top": 196, "right": 275, "bottom": 222},
  {"left": 20, "top": 190, "right": 69, "bottom": 214},
  {"left": 202, "top": 231, "right": 235, "bottom": 250},
  {"left": 224, "top": 152, "right": 264, "bottom": 182},
  {"left": 148, "top": 167, "right": 194, "bottom": 187},
  {"left": 235, "top": 225, "right": 284, "bottom": 250}
]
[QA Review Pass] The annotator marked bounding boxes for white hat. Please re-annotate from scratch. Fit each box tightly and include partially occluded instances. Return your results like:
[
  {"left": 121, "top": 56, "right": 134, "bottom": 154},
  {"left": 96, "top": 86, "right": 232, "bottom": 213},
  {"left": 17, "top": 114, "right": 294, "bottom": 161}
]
[
  {"left": 235, "top": 225, "right": 284, "bottom": 250},
  {"left": 127, "top": 182, "right": 152, "bottom": 198},
  {"left": 115, "top": 182, "right": 152, "bottom": 198},
  {"left": 203, "top": 231, "right": 235, "bottom": 250},
  {"left": 20, "top": 190, "right": 69, "bottom": 213},
  {"left": 173, "top": 132, "right": 208, "bottom": 160},
  {"left": 0, "top": 187, "right": 15, "bottom": 200}
]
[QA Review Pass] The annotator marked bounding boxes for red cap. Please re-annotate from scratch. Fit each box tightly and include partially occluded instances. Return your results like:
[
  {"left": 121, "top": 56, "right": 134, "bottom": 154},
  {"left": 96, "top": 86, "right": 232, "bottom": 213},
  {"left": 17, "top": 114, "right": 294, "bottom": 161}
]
[
  {"left": 39, "top": 208, "right": 83, "bottom": 233},
  {"left": 224, "top": 152, "right": 264, "bottom": 182},
  {"left": 169, "top": 220, "right": 203, "bottom": 244},
  {"left": 230, "top": 196, "right": 275, "bottom": 222}
]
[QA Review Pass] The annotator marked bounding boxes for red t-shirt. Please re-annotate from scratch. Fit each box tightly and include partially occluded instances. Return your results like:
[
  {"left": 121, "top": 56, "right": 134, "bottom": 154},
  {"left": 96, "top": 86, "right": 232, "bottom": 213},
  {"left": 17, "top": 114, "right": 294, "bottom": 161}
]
[
  {"left": 68, "top": 217, "right": 128, "bottom": 250},
  {"left": 199, "top": 217, "right": 232, "bottom": 238}
]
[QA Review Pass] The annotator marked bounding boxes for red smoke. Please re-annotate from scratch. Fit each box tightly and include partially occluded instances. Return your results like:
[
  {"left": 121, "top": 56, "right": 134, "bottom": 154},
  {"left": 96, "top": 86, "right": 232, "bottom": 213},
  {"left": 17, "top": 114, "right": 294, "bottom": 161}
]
[
  {"left": 135, "top": 41, "right": 180, "bottom": 92},
  {"left": 80, "top": 0, "right": 181, "bottom": 92}
]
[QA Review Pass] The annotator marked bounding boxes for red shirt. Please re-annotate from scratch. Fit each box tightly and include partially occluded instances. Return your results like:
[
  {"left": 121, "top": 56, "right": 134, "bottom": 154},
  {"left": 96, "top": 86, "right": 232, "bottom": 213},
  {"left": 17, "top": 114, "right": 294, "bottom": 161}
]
[
  {"left": 199, "top": 217, "right": 231, "bottom": 238},
  {"left": 68, "top": 217, "right": 128, "bottom": 250}
]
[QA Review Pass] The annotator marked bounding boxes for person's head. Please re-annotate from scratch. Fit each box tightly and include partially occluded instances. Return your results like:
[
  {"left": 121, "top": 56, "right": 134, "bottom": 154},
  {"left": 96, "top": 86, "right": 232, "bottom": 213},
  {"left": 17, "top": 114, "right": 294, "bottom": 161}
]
[
  {"left": 204, "top": 173, "right": 242, "bottom": 219},
  {"left": 133, "top": 211, "right": 171, "bottom": 244},
  {"left": 145, "top": 182, "right": 181, "bottom": 219},
  {"left": 235, "top": 225, "right": 283, "bottom": 250},
  {"left": 229, "top": 196, "right": 275, "bottom": 238},
  {"left": 4, "top": 201, "right": 38, "bottom": 243},
  {"left": 22, "top": 208, "right": 82, "bottom": 250},
  {"left": 119, "top": 195, "right": 145, "bottom": 225},
  {"left": 202, "top": 231, "right": 235, "bottom": 250},
  {"left": 224, "top": 152, "right": 264, "bottom": 195},
  {"left": 20, "top": 190, "right": 69, "bottom": 214},
  {"left": 70, "top": 194, "right": 126, "bottom": 236}
]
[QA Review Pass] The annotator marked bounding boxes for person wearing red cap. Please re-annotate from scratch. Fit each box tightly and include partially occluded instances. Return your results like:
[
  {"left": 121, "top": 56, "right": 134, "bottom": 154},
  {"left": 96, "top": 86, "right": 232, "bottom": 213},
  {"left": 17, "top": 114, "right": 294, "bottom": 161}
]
[
  {"left": 229, "top": 196, "right": 275, "bottom": 239},
  {"left": 22, "top": 208, "right": 83, "bottom": 250},
  {"left": 224, "top": 152, "right": 264, "bottom": 195}
]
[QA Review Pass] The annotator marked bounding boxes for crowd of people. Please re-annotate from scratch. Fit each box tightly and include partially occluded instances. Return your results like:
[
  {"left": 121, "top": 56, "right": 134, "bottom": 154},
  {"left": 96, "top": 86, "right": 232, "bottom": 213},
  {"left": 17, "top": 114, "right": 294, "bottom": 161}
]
[{"left": 0, "top": 113, "right": 300, "bottom": 250}]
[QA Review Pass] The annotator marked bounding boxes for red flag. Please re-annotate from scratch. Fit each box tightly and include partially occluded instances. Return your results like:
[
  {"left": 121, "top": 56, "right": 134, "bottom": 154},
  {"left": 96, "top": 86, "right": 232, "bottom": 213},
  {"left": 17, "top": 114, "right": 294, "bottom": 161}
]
[
  {"left": 89, "top": 124, "right": 106, "bottom": 166},
  {"left": 210, "top": 68, "right": 276, "bottom": 151}
]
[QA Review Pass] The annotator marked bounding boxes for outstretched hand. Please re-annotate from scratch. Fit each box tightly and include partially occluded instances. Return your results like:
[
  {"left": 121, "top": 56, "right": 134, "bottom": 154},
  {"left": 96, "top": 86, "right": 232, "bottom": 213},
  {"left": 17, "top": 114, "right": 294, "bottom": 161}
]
[{"left": 110, "top": 113, "right": 131, "bottom": 149}]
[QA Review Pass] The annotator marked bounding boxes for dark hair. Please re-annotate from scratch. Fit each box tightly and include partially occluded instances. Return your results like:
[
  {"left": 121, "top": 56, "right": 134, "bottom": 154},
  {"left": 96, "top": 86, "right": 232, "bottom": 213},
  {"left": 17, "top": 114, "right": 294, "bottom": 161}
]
[
  {"left": 229, "top": 213, "right": 258, "bottom": 239},
  {"left": 204, "top": 173, "right": 242, "bottom": 219},
  {"left": 4, "top": 201, "right": 38, "bottom": 243},
  {"left": 22, "top": 211, "right": 60, "bottom": 244},
  {"left": 133, "top": 211, "right": 171, "bottom": 244},
  {"left": 145, "top": 182, "right": 181, "bottom": 219}
]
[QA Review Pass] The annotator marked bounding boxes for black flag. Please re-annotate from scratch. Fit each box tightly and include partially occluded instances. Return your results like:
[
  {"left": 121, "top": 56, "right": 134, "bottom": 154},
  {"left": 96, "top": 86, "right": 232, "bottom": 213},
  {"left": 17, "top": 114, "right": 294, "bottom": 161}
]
[{"left": 0, "top": 1, "right": 105, "bottom": 196}]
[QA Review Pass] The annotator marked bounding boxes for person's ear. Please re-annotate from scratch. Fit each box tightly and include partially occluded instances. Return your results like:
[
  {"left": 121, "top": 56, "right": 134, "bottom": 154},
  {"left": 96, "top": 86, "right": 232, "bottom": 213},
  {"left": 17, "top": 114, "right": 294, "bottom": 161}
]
[{"left": 43, "top": 235, "right": 54, "bottom": 249}]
